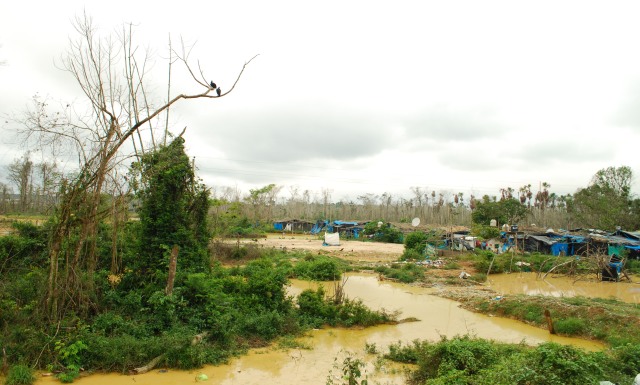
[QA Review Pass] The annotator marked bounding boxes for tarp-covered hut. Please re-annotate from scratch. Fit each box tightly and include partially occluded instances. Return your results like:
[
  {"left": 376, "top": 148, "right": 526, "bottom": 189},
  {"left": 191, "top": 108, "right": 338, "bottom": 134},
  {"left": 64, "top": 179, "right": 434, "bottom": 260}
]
[{"left": 273, "top": 219, "right": 315, "bottom": 233}]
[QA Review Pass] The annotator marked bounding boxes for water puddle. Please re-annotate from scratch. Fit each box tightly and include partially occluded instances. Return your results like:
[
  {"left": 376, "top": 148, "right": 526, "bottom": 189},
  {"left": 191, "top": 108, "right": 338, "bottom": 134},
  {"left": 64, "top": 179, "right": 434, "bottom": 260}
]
[
  {"left": 487, "top": 272, "right": 640, "bottom": 303},
  {"left": 35, "top": 273, "right": 604, "bottom": 385}
]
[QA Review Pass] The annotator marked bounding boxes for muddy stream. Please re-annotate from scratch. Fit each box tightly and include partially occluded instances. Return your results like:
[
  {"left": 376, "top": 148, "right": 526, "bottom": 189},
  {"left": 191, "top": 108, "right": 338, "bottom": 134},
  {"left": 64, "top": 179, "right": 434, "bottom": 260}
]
[{"left": 36, "top": 273, "right": 607, "bottom": 385}]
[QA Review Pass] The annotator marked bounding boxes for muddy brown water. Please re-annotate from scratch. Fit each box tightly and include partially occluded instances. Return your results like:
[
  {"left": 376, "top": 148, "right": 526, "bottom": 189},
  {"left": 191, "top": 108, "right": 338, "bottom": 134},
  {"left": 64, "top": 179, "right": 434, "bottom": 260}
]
[
  {"left": 487, "top": 271, "right": 640, "bottom": 303},
  {"left": 34, "top": 273, "right": 604, "bottom": 385}
]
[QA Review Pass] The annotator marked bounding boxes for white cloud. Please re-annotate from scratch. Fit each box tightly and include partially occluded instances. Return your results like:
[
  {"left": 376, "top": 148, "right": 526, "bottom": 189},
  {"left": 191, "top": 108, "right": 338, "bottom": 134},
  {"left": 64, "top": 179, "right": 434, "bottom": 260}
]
[{"left": 1, "top": 0, "right": 640, "bottom": 200}]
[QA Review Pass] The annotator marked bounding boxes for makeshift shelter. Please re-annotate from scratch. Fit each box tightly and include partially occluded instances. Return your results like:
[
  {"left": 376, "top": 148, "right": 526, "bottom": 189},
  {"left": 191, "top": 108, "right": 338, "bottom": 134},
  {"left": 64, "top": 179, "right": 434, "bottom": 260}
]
[
  {"left": 332, "top": 220, "right": 366, "bottom": 239},
  {"left": 273, "top": 219, "right": 315, "bottom": 233},
  {"left": 524, "top": 234, "right": 555, "bottom": 254},
  {"left": 611, "top": 230, "right": 640, "bottom": 259},
  {"left": 451, "top": 234, "right": 476, "bottom": 251},
  {"left": 311, "top": 220, "right": 328, "bottom": 235}
]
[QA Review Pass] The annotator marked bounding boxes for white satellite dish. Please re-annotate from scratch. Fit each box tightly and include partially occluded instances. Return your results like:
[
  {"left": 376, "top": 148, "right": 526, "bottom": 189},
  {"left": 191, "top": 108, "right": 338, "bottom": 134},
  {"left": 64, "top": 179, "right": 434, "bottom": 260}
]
[{"left": 411, "top": 217, "right": 420, "bottom": 227}]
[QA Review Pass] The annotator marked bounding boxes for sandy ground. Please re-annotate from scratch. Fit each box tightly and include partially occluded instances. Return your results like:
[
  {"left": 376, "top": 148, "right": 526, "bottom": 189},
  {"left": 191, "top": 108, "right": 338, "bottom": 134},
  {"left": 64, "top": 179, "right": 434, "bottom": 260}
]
[{"left": 233, "top": 233, "right": 405, "bottom": 263}]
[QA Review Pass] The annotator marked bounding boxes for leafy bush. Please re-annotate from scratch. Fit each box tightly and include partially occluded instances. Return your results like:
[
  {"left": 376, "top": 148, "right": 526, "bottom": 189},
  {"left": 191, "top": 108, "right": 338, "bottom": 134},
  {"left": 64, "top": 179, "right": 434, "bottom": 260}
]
[
  {"left": 293, "top": 255, "right": 342, "bottom": 281},
  {"left": 525, "top": 343, "right": 604, "bottom": 385},
  {"left": 626, "top": 258, "right": 640, "bottom": 274},
  {"left": 387, "top": 336, "right": 612, "bottom": 385},
  {"left": 471, "top": 224, "right": 500, "bottom": 240},
  {"left": 385, "top": 340, "right": 426, "bottom": 364},
  {"left": 554, "top": 317, "right": 587, "bottom": 336},
  {"left": 374, "top": 263, "right": 424, "bottom": 283},
  {"left": 408, "top": 335, "right": 503, "bottom": 383},
  {"left": 404, "top": 232, "right": 428, "bottom": 253},
  {"left": 5, "top": 364, "right": 35, "bottom": 385},
  {"left": 363, "top": 221, "right": 403, "bottom": 243},
  {"left": 296, "top": 287, "right": 394, "bottom": 328},
  {"left": 399, "top": 249, "right": 423, "bottom": 261}
]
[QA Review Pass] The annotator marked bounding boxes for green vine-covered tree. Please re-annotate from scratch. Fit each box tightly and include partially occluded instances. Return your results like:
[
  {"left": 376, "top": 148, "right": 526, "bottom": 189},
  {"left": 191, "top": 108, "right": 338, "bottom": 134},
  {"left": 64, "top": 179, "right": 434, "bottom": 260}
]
[{"left": 129, "top": 137, "right": 210, "bottom": 286}]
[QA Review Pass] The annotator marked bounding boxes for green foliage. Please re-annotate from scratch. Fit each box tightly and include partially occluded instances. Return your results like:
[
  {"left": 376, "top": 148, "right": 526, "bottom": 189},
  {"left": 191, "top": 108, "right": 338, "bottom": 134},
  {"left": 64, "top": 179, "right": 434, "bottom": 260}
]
[
  {"left": 626, "top": 259, "right": 640, "bottom": 274},
  {"left": 374, "top": 263, "right": 424, "bottom": 283},
  {"left": 296, "top": 287, "right": 394, "bottom": 328},
  {"left": 54, "top": 340, "right": 87, "bottom": 383},
  {"left": 0, "top": 224, "right": 47, "bottom": 274},
  {"left": 363, "top": 221, "right": 403, "bottom": 244},
  {"left": 210, "top": 200, "right": 264, "bottom": 238},
  {"left": 129, "top": 137, "right": 210, "bottom": 285},
  {"left": 553, "top": 317, "right": 587, "bottom": 336},
  {"left": 404, "top": 231, "right": 428, "bottom": 253},
  {"left": 5, "top": 364, "right": 36, "bottom": 385},
  {"left": 385, "top": 340, "right": 425, "bottom": 364},
  {"left": 364, "top": 342, "right": 377, "bottom": 355},
  {"left": 293, "top": 255, "right": 343, "bottom": 281},
  {"left": 387, "top": 336, "right": 615, "bottom": 385},
  {"left": 525, "top": 343, "right": 604, "bottom": 385},
  {"left": 568, "top": 166, "right": 639, "bottom": 230},
  {"left": 399, "top": 249, "right": 423, "bottom": 261},
  {"left": 472, "top": 197, "right": 529, "bottom": 226},
  {"left": 471, "top": 224, "right": 500, "bottom": 240},
  {"left": 326, "top": 352, "right": 369, "bottom": 385}
]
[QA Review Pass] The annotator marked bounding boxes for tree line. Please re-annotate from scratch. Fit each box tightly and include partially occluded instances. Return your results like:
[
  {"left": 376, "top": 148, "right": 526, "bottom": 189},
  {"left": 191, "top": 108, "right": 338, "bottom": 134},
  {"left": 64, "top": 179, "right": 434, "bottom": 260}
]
[{"left": 3, "top": 153, "right": 638, "bottom": 233}]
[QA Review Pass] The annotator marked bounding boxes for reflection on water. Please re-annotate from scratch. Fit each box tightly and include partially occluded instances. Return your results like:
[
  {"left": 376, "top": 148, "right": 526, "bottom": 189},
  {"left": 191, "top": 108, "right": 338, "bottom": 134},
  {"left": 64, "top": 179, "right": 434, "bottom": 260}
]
[
  {"left": 34, "top": 273, "right": 604, "bottom": 385},
  {"left": 487, "top": 272, "right": 640, "bottom": 303}
]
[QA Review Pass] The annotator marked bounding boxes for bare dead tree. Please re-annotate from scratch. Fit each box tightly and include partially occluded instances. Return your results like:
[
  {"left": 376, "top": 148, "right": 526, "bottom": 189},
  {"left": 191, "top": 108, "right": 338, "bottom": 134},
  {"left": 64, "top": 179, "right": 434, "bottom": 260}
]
[{"left": 17, "top": 13, "right": 256, "bottom": 320}]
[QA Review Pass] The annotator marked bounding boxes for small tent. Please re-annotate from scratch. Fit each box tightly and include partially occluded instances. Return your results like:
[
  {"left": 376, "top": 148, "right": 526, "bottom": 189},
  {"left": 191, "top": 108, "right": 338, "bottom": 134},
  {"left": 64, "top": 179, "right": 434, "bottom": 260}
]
[{"left": 324, "top": 232, "right": 340, "bottom": 246}]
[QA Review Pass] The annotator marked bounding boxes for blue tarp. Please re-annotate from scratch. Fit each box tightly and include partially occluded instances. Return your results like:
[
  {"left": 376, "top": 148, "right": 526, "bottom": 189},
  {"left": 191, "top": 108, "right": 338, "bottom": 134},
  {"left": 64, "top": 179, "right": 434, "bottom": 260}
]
[
  {"left": 333, "top": 220, "right": 360, "bottom": 226},
  {"left": 551, "top": 242, "right": 569, "bottom": 256},
  {"left": 311, "top": 221, "right": 328, "bottom": 235},
  {"left": 274, "top": 223, "right": 284, "bottom": 231}
]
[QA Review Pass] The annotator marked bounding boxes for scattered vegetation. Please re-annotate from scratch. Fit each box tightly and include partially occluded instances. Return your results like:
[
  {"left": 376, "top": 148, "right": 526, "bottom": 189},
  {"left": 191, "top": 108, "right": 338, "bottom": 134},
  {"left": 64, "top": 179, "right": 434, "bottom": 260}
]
[
  {"left": 444, "top": 292, "right": 640, "bottom": 347},
  {"left": 374, "top": 263, "right": 424, "bottom": 283},
  {"left": 5, "top": 364, "right": 36, "bottom": 385},
  {"left": 363, "top": 221, "right": 403, "bottom": 244},
  {"left": 385, "top": 335, "right": 639, "bottom": 385},
  {"left": 326, "top": 351, "right": 369, "bottom": 385}
]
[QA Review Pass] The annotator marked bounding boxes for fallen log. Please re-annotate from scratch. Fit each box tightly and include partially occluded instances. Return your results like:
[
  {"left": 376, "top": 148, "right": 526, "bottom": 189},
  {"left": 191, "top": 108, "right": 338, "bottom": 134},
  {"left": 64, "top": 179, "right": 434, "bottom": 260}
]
[
  {"left": 131, "top": 354, "right": 166, "bottom": 375},
  {"left": 131, "top": 332, "right": 209, "bottom": 375}
]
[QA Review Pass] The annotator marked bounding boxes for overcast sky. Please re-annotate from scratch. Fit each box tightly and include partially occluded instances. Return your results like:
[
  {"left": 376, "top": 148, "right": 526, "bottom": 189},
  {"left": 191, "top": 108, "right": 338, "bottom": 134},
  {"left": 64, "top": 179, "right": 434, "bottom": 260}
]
[{"left": 1, "top": 1, "right": 640, "bottom": 203}]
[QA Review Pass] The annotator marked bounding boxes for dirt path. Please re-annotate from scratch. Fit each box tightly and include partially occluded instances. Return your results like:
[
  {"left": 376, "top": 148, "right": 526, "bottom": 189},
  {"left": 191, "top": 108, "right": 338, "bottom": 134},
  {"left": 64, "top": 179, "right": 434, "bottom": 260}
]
[{"left": 233, "top": 234, "right": 405, "bottom": 263}]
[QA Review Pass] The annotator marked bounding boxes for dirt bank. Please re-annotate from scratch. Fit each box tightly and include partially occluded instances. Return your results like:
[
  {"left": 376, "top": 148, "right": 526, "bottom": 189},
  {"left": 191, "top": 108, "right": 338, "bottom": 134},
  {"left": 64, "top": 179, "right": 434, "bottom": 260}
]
[{"left": 231, "top": 233, "right": 405, "bottom": 263}]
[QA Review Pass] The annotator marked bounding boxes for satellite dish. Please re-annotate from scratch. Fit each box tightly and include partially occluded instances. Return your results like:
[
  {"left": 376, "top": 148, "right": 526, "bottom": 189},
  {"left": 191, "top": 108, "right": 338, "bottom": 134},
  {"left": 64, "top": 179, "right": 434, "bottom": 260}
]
[{"left": 411, "top": 217, "right": 420, "bottom": 227}]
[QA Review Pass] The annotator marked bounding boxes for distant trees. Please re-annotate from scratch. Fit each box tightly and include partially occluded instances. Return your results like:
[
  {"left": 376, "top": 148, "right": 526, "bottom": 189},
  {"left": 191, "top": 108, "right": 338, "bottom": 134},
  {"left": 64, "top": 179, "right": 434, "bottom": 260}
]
[
  {"left": 471, "top": 196, "right": 529, "bottom": 227},
  {"left": 568, "top": 166, "right": 639, "bottom": 230},
  {"left": 5, "top": 152, "right": 60, "bottom": 213}
]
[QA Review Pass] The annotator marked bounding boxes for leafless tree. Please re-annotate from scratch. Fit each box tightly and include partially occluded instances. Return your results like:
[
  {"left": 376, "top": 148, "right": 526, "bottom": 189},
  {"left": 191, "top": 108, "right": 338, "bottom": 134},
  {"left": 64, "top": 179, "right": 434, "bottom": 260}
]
[
  {"left": 17, "top": 13, "right": 256, "bottom": 320},
  {"left": 6, "top": 152, "right": 33, "bottom": 212}
]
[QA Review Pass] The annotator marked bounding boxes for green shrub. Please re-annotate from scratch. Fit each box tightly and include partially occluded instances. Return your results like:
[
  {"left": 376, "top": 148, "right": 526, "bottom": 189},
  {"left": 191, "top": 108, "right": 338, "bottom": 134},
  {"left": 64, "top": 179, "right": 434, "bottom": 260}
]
[
  {"left": 526, "top": 343, "right": 604, "bottom": 385},
  {"left": 409, "top": 335, "right": 503, "bottom": 383},
  {"left": 554, "top": 317, "right": 587, "bottom": 336},
  {"left": 385, "top": 340, "right": 425, "bottom": 364},
  {"left": 404, "top": 232, "right": 428, "bottom": 253},
  {"left": 399, "top": 249, "right": 423, "bottom": 261},
  {"left": 296, "top": 287, "right": 393, "bottom": 328},
  {"left": 374, "top": 263, "right": 424, "bottom": 283},
  {"left": 5, "top": 364, "right": 35, "bottom": 385},
  {"left": 293, "top": 255, "right": 342, "bottom": 281},
  {"left": 363, "top": 221, "right": 403, "bottom": 243}
]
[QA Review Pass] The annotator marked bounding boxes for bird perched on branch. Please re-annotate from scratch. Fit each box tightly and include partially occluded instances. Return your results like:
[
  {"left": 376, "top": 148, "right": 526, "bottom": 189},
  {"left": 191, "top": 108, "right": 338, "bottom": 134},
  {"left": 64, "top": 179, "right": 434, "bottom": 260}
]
[
  {"left": 216, "top": 87, "right": 221, "bottom": 97},
  {"left": 210, "top": 81, "right": 217, "bottom": 89}
]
